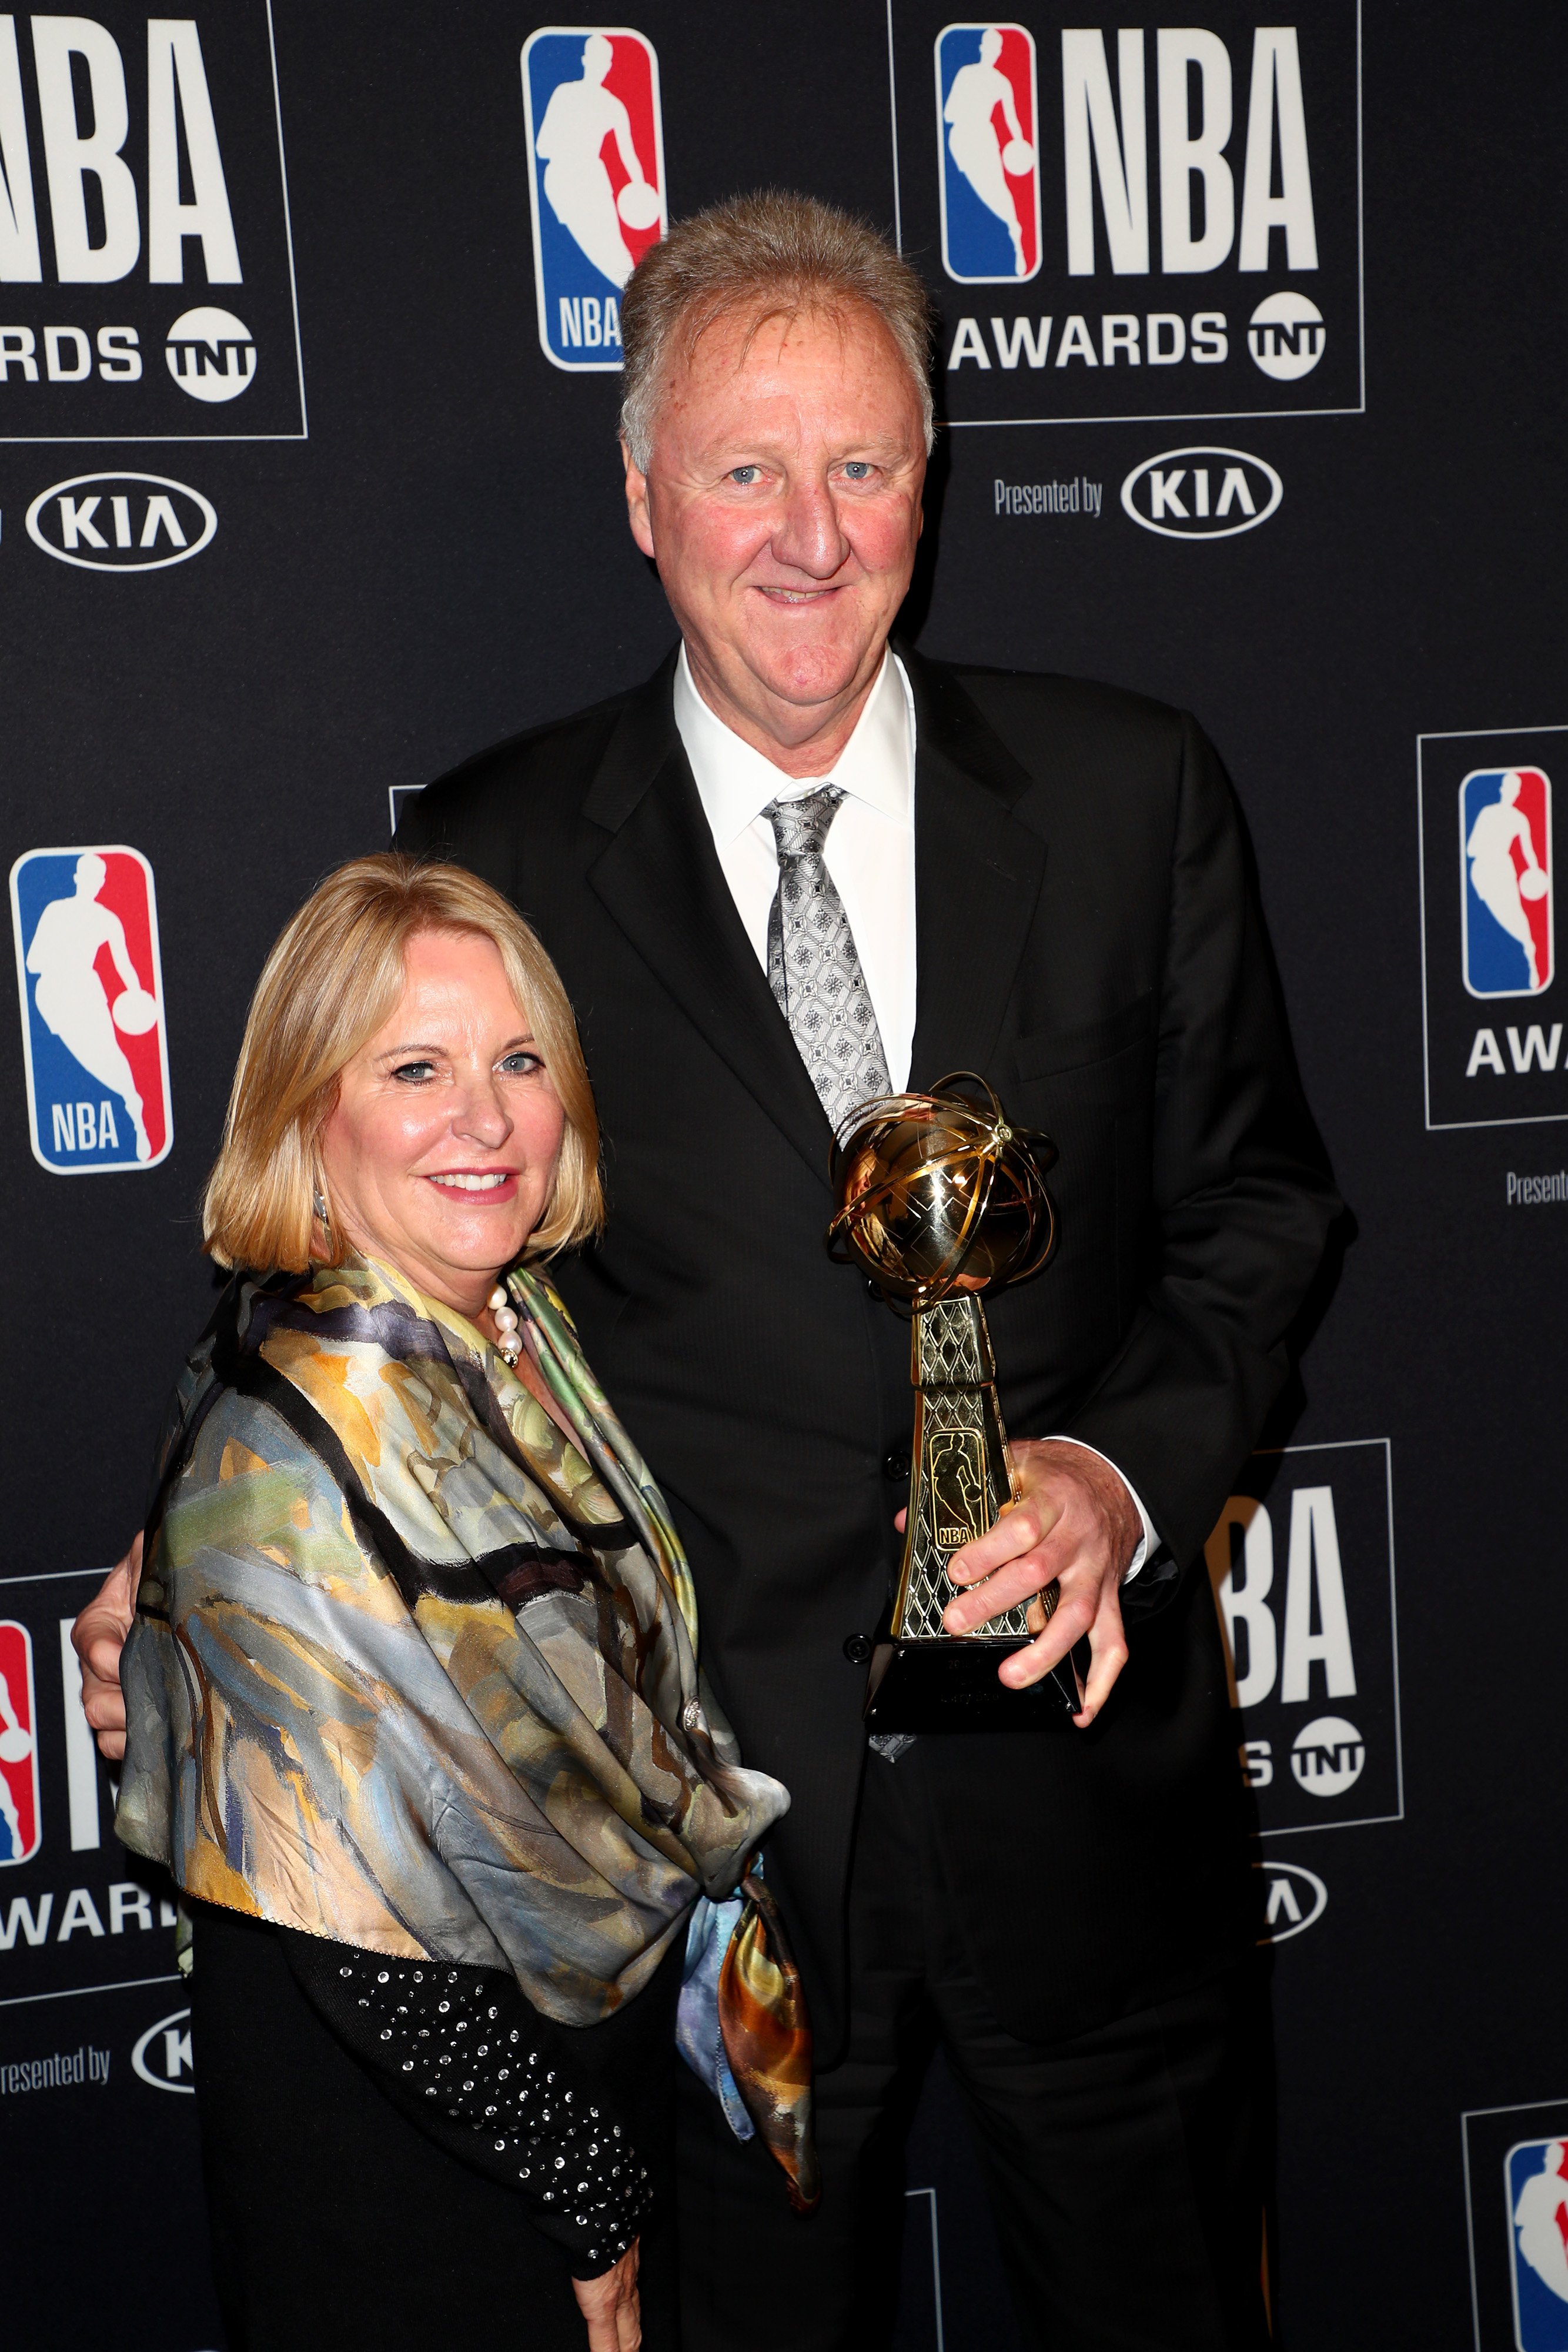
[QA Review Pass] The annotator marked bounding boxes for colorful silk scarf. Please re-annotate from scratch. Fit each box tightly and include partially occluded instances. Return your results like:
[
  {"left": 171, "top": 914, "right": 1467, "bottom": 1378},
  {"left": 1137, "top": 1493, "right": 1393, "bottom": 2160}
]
[{"left": 117, "top": 1252, "right": 818, "bottom": 2211}]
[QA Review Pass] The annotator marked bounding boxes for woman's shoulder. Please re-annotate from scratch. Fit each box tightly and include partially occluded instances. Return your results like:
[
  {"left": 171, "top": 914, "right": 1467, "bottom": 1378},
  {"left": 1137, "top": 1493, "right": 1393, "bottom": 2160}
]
[{"left": 151, "top": 1374, "right": 362, "bottom": 1586}]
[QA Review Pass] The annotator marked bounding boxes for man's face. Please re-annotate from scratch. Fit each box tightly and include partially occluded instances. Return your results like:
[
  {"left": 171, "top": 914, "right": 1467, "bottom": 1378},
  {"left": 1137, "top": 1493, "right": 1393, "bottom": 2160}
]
[{"left": 624, "top": 302, "right": 927, "bottom": 757}]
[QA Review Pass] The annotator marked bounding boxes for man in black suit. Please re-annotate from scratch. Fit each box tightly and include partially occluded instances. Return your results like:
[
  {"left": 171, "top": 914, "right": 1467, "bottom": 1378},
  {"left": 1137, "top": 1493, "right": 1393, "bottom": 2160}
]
[
  {"left": 395, "top": 193, "right": 1335, "bottom": 2348},
  {"left": 79, "top": 193, "right": 1335, "bottom": 2347}
]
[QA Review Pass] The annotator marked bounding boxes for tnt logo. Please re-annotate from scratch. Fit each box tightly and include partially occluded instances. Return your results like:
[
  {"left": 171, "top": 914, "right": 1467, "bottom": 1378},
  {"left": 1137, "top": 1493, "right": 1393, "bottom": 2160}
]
[
  {"left": 1463, "top": 768, "right": 1553, "bottom": 1000},
  {"left": 1289, "top": 1715, "right": 1364, "bottom": 1797},
  {"left": 165, "top": 305, "right": 255, "bottom": 403},
  {"left": 521, "top": 28, "right": 665, "bottom": 373},
  {"left": 1509, "top": 2139, "right": 1568, "bottom": 2350},
  {"left": 936, "top": 24, "right": 1041, "bottom": 285},
  {"left": 1247, "top": 291, "right": 1325, "bottom": 380},
  {"left": 9, "top": 846, "right": 172, "bottom": 1172},
  {"left": 0, "top": 1623, "right": 40, "bottom": 1866}
]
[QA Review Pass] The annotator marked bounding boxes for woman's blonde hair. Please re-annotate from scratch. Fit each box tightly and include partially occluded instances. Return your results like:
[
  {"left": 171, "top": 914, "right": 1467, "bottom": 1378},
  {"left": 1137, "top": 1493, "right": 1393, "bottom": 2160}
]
[{"left": 202, "top": 854, "right": 603, "bottom": 1274}]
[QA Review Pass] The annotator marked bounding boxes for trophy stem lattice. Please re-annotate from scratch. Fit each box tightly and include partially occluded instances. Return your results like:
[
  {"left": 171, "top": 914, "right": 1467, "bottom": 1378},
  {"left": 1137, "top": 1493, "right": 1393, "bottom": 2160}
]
[{"left": 865, "top": 1293, "right": 1069, "bottom": 1731}]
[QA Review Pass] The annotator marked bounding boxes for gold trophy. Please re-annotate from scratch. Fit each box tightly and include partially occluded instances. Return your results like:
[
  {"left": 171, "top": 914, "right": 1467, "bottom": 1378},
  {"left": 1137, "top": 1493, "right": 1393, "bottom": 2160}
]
[{"left": 829, "top": 1073, "right": 1077, "bottom": 1732}]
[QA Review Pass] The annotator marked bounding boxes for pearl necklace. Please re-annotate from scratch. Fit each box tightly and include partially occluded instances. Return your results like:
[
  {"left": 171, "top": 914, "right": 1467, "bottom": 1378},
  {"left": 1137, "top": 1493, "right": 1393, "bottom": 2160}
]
[{"left": 487, "top": 1283, "right": 523, "bottom": 1368}]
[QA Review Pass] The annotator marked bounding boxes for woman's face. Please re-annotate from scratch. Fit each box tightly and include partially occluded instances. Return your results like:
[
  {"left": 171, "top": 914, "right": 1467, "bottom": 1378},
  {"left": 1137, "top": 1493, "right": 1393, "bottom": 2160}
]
[{"left": 317, "top": 929, "right": 566, "bottom": 1315}]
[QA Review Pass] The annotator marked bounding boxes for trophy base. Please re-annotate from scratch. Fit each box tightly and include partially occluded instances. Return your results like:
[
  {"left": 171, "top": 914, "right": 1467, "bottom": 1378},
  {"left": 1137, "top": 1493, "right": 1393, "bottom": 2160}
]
[{"left": 863, "top": 1635, "right": 1084, "bottom": 1734}]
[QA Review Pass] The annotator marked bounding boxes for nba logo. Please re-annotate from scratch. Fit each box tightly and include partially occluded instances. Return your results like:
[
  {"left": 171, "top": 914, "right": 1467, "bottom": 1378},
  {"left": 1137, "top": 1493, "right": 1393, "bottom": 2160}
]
[
  {"left": 0, "top": 1623, "right": 39, "bottom": 1866},
  {"left": 935, "top": 24, "right": 1041, "bottom": 284},
  {"left": 1460, "top": 767, "right": 1553, "bottom": 998},
  {"left": 1509, "top": 2139, "right": 1568, "bottom": 2351},
  {"left": 9, "top": 846, "right": 173, "bottom": 1174},
  {"left": 521, "top": 27, "right": 666, "bottom": 373}
]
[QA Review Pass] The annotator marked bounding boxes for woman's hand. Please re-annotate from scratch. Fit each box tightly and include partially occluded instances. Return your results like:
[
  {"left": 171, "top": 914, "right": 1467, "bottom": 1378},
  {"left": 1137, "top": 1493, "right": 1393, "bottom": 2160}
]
[
  {"left": 571, "top": 2241, "right": 640, "bottom": 2350},
  {"left": 69, "top": 1534, "right": 141, "bottom": 1761}
]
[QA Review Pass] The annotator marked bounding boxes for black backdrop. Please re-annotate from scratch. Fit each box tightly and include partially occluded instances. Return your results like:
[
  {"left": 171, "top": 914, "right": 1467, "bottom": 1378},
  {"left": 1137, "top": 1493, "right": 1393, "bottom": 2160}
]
[{"left": 2, "top": 8, "right": 1564, "bottom": 2348}]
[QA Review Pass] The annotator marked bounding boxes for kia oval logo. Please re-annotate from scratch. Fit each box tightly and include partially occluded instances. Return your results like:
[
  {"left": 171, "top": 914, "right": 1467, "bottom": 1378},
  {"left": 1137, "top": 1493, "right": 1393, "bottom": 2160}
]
[
  {"left": 131, "top": 2005, "right": 194, "bottom": 2092},
  {"left": 26, "top": 472, "right": 217, "bottom": 574},
  {"left": 1255, "top": 1858, "right": 1328, "bottom": 1945},
  {"left": 1120, "top": 447, "right": 1282, "bottom": 542}
]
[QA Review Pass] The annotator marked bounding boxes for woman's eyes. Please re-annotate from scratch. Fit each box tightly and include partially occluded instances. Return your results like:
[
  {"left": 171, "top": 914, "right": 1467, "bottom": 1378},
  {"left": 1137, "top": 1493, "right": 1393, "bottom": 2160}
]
[{"left": 387, "top": 1051, "right": 541, "bottom": 1084}]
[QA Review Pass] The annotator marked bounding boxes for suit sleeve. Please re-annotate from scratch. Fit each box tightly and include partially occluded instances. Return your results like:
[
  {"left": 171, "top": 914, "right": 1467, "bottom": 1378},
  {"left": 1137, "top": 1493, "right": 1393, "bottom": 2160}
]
[{"left": 1062, "top": 712, "right": 1341, "bottom": 1568}]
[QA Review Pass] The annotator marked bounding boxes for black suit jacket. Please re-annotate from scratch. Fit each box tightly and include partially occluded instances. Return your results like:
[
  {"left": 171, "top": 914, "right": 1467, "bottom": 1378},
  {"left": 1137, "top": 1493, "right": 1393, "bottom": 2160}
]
[{"left": 396, "top": 647, "right": 1339, "bottom": 2057}]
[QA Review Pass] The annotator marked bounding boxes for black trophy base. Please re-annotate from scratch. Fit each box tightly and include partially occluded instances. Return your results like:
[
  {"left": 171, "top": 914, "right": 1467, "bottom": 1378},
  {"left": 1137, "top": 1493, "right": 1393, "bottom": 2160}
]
[{"left": 863, "top": 1634, "right": 1084, "bottom": 1733}]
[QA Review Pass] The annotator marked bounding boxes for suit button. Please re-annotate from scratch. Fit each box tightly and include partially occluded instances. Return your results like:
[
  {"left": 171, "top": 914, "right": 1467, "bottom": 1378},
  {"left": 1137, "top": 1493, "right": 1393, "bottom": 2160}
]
[
  {"left": 882, "top": 1451, "right": 911, "bottom": 1482},
  {"left": 864, "top": 1277, "right": 883, "bottom": 1299},
  {"left": 842, "top": 1633, "right": 874, "bottom": 1666}
]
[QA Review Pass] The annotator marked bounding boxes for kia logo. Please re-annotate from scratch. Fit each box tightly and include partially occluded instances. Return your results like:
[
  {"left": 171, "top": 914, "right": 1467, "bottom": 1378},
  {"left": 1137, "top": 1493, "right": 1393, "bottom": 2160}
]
[
  {"left": 131, "top": 2005, "right": 193, "bottom": 2092},
  {"left": 1120, "top": 447, "right": 1282, "bottom": 541},
  {"left": 26, "top": 472, "right": 217, "bottom": 573},
  {"left": 1255, "top": 1859, "right": 1328, "bottom": 1946}
]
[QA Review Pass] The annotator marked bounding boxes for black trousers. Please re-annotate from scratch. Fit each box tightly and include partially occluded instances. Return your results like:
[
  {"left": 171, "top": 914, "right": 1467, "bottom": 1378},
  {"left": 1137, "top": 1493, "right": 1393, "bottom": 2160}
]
[{"left": 678, "top": 1744, "right": 1271, "bottom": 2352}]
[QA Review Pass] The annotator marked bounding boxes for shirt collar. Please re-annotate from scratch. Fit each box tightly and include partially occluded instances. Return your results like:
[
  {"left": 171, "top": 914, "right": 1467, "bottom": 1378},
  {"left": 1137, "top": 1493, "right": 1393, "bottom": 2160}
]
[{"left": 673, "top": 644, "right": 914, "bottom": 849}]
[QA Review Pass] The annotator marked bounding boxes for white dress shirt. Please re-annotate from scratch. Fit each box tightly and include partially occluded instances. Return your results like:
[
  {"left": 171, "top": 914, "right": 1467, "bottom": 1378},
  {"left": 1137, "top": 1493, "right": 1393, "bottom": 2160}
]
[{"left": 673, "top": 644, "right": 1154, "bottom": 1576}]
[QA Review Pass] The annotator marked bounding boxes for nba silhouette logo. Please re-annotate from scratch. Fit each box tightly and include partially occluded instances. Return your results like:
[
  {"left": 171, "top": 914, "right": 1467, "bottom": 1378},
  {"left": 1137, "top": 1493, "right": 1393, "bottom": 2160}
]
[
  {"left": 1460, "top": 768, "right": 1553, "bottom": 998},
  {"left": 935, "top": 24, "right": 1041, "bottom": 285},
  {"left": 9, "top": 846, "right": 173, "bottom": 1173},
  {"left": 521, "top": 27, "right": 666, "bottom": 372},
  {"left": 1508, "top": 2138, "right": 1568, "bottom": 2351},
  {"left": 0, "top": 1623, "right": 39, "bottom": 1866}
]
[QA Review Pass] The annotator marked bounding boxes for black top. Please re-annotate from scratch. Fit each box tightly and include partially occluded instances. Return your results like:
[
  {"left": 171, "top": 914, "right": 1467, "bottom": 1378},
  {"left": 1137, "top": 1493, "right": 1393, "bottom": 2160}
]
[
  {"left": 396, "top": 646, "right": 1342, "bottom": 2056},
  {"left": 280, "top": 1930, "right": 651, "bottom": 2278}
]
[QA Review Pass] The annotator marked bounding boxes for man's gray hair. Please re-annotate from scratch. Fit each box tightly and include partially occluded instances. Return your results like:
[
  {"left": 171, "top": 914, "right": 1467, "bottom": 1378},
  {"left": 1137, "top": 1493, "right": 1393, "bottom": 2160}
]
[{"left": 619, "top": 189, "right": 935, "bottom": 470}]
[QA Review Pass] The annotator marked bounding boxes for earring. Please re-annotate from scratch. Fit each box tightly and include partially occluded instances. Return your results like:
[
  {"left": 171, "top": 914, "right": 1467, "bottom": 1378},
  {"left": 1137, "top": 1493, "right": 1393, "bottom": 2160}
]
[{"left": 312, "top": 1185, "right": 332, "bottom": 1242}]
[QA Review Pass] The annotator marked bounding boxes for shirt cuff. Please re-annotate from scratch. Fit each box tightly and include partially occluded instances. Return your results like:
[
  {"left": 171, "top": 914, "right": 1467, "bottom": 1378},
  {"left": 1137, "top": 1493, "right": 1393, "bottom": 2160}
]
[{"left": 1041, "top": 1437, "right": 1155, "bottom": 1581}]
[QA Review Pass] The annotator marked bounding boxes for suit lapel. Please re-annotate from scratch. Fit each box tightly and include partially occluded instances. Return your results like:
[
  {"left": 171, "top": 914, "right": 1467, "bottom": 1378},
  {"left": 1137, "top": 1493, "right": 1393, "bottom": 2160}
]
[
  {"left": 902, "top": 648, "right": 1048, "bottom": 1088},
  {"left": 584, "top": 660, "right": 837, "bottom": 1184}
]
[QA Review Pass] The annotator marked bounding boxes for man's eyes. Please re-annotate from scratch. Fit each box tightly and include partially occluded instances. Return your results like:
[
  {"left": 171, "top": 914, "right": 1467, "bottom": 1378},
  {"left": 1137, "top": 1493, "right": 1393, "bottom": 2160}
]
[{"left": 724, "top": 460, "right": 877, "bottom": 486}]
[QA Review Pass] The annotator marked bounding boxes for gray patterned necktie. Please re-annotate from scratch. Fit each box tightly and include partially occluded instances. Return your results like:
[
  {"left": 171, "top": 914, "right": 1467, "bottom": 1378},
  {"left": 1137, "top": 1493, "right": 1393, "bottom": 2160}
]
[
  {"left": 764, "top": 785, "right": 892, "bottom": 1125},
  {"left": 765, "top": 787, "right": 911, "bottom": 1762}
]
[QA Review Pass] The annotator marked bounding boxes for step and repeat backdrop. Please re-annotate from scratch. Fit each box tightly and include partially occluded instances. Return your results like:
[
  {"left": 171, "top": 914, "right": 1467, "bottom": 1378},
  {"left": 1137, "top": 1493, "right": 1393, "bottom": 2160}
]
[{"left": 0, "top": 6, "right": 1562, "bottom": 2347}]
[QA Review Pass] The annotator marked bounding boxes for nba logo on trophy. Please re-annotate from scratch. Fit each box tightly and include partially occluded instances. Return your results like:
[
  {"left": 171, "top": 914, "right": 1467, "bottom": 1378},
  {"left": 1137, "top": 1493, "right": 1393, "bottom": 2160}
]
[
  {"left": 0, "top": 1622, "right": 40, "bottom": 1865},
  {"left": 1461, "top": 767, "right": 1553, "bottom": 998},
  {"left": 521, "top": 27, "right": 666, "bottom": 372},
  {"left": 935, "top": 24, "right": 1041, "bottom": 285},
  {"left": 9, "top": 846, "right": 173, "bottom": 1173},
  {"left": 1507, "top": 2137, "right": 1568, "bottom": 2351},
  {"left": 929, "top": 1429, "right": 987, "bottom": 1549}
]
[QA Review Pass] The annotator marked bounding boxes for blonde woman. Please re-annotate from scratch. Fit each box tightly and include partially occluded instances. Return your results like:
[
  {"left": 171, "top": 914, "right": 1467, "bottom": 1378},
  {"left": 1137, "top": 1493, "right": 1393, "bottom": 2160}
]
[{"left": 115, "top": 857, "right": 813, "bottom": 2352}]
